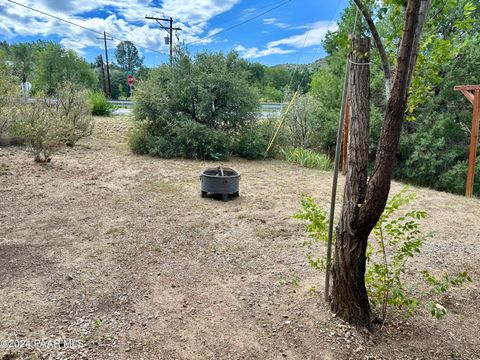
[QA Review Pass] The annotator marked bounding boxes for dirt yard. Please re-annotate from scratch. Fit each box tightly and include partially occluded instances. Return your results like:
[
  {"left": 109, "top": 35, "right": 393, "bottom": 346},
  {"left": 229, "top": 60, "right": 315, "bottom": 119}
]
[{"left": 1, "top": 116, "right": 479, "bottom": 360}]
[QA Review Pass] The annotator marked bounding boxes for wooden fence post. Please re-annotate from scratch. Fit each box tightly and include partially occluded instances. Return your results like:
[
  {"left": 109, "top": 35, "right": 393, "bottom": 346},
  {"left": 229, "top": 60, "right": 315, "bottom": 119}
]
[{"left": 454, "top": 85, "right": 480, "bottom": 197}]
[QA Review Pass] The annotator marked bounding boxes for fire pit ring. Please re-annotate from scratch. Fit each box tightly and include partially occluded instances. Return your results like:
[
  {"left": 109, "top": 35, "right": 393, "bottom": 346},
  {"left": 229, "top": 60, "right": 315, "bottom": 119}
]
[{"left": 200, "top": 167, "right": 240, "bottom": 201}]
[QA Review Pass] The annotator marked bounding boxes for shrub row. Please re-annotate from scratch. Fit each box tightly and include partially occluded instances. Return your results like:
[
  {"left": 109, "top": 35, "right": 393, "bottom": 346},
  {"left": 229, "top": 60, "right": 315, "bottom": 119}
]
[{"left": 129, "top": 118, "right": 282, "bottom": 161}]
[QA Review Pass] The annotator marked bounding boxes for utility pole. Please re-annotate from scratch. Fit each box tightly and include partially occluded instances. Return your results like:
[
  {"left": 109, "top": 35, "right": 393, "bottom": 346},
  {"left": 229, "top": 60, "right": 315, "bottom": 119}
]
[
  {"left": 97, "top": 31, "right": 113, "bottom": 97},
  {"left": 99, "top": 54, "right": 107, "bottom": 97},
  {"left": 145, "top": 16, "right": 182, "bottom": 65}
]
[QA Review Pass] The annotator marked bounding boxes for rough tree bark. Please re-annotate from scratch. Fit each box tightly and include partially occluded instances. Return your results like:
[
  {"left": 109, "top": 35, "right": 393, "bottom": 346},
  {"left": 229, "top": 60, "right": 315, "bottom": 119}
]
[
  {"left": 330, "top": 0, "right": 430, "bottom": 326},
  {"left": 331, "top": 37, "right": 372, "bottom": 325},
  {"left": 352, "top": 0, "right": 392, "bottom": 99}
]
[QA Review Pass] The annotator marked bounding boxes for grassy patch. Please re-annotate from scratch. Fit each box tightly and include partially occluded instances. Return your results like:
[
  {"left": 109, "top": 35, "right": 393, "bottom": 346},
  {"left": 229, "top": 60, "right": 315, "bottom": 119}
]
[{"left": 282, "top": 147, "right": 332, "bottom": 171}]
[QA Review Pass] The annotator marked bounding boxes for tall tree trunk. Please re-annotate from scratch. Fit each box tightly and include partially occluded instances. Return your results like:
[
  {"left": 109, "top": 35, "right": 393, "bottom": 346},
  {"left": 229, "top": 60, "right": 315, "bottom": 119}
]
[
  {"left": 331, "top": 37, "right": 372, "bottom": 326},
  {"left": 329, "top": 0, "right": 430, "bottom": 325},
  {"left": 352, "top": 0, "right": 392, "bottom": 99},
  {"left": 358, "top": 0, "right": 425, "bottom": 234}
]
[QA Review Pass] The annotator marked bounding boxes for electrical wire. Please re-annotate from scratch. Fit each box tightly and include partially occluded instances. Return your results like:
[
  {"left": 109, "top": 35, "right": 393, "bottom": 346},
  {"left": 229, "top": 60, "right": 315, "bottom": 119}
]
[
  {"left": 190, "top": 0, "right": 293, "bottom": 45},
  {"left": 295, "top": 0, "right": 344, "bottom": 93},
  {"left": 6, "top": 0, "right": 168, "bottom": 55},
  {"left": 265, "top": 0, "right": 344, "bottom": 152}
]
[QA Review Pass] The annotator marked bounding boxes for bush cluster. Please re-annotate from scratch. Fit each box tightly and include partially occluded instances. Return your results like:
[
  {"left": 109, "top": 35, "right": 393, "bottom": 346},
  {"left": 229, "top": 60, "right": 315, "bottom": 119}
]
[
  {"left": 130, "top": 48, "right": 265, "bottom": 160},
  {"left": 7, "top": 82, "right": 93, "bottom": 162},
  {"left": 130, "top": 118, "right": 278, "bottom": 161},
  {"left": 89, "top": 91, "right": 114, "bottom": 116},
  {"left": 0, "top": 59, "right": 20, "bottom": 139}
]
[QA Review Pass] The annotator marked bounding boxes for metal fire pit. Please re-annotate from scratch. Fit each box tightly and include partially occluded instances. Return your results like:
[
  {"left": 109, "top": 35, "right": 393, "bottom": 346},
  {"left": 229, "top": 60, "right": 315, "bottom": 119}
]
[{"left": 200, "top": 167, "right": 240, "bottom": 201}]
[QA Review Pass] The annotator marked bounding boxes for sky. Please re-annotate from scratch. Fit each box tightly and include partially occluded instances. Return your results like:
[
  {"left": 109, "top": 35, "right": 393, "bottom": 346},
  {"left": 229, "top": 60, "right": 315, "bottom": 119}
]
[{"left": 0, "top": 0, "right": 349, "bottom": 67}]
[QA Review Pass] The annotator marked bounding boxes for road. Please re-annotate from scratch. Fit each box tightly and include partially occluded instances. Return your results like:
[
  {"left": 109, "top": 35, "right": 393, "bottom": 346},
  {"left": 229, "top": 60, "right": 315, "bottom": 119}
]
[{"left": 109, "top": 100, "right": 285, "bottom": 117}]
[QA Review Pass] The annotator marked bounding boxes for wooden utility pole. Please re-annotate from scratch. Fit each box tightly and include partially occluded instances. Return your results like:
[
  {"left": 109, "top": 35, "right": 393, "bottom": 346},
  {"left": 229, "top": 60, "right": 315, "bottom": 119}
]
[
  {"left": 454, "top": 85, "right": 480, "bottom": 198},
  {"left": 145, "top": 16, "right": 182, "bottom": 65},
  {"left": 96, "top": 32, "right": 113, "bottom": 98},
  {"left": 99, "top": 54, "right": 107, "bottom": 97}
]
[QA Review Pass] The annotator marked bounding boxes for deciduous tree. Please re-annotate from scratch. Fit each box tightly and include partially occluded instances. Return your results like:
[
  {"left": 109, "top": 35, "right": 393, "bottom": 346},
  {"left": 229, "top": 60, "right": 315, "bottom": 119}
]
[{"left": 330, "top": 0, "right": 431, "bottom": 325}]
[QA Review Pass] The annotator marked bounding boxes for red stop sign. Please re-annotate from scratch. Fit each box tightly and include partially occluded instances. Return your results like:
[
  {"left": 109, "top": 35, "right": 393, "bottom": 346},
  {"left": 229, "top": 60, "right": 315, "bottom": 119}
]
[{"left": 127, "top": 74, "right": 135, "bottom": 86}]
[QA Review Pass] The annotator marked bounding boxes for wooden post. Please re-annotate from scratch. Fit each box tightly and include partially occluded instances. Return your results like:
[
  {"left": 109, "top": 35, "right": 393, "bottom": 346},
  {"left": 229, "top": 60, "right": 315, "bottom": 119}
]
[
  {"left": 325, "top": 57, "right": 351, "bottom": 302},
  {"left": 342, "top": 95, "right": 350, "bottom": 176},
  {"left": 454, "top": 85, "right": 480, "bottom": 198}
]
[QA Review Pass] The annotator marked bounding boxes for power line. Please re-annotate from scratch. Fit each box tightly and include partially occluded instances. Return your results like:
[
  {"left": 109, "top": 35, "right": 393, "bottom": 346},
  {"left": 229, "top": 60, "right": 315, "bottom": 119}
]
[
  {"left": 267, "top": 0, "right": 345, "bottom": 150},
  {"left": 279, "top": 0, "right": 343, "bottom": 108},
  {"left": 145, "top": 16, "right": 182, "bottom": 65},
  {"left": 190, "top": 0, "right": 293, "bottom": 45},
  {"left": 211, "top": 0, "right": 292, "bottom": 38},
  {"left": 6, "top": 0, "right": 168, "bottom": 55},
  {"left": 294, "top": 0, "right": 344, "bottom": 93},
  {"left": 214, "top": 0, "right": 293, "bottom": 32}
]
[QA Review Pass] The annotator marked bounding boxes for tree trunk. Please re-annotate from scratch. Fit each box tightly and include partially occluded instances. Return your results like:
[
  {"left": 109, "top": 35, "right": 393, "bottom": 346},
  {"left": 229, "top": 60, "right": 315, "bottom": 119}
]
[
  {"left": 352, "top": 0, "right": 392, "bottom": 99},
  {"left": 358, "top": 0, "right": 425, "bottom": 235},
  {"left": 331, "top": 37, "right": 372, "bottom": 326},
  {"left": 329, "top": 0, "right": 430, "bottom": 326}
]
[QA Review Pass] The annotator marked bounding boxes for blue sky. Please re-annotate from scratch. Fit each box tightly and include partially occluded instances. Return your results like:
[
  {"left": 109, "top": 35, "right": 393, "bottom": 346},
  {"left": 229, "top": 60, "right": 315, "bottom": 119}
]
[{"left": 0, "top": 0, "right": 349, "bottom": 67}]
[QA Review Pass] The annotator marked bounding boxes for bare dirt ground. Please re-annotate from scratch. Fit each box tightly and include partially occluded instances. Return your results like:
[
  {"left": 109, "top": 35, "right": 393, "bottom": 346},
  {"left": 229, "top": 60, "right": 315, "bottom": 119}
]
[{"left": 1, "top": 116, "right": 479, "bottom": 360}]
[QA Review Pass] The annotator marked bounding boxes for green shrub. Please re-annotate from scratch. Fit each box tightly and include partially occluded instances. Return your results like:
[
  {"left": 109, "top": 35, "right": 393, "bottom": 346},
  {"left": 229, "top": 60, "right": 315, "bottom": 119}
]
[
  {"left": 132, "top": 47, "right": 258, "bottom": 160},
  {"left": 285, "top": 94, "right": 320, "bottom": 148},
  {"left": 89, "top": 91, "right": 114, "bottom": 116},
  {"left": 437, "top": 159, "right": 480, "bottom": 196},
  {"left": 128, "top": 120, "right": 153, "bottom": 155},
  {"left": 0, "top": 60, "right": 20, "bottom": 138},
  {"left": 129, "top": 120, "right": 230, "bottom": 160},
  {"left": 282, "top": 147, "right": 332, "bottom": 170},
  {"left": 56, "top": 82, "right": 93, "bottom": 146},
  {"left": 9, "top": 100, "right": 71, "bottom": 162},
  {"left": 233, "top": 127, "right": 268, "bottom": 160},
  {"left": 294, "top": 188, "right": 472, "bottom": 320},
  {"left": 171, "top": 121, "right": 230, "bottom": 160},
  {"left": 7, "top": 81, "right": 91, "bottom": 161},
  {"left": 146, "top": 135, "right": 178, "bottom": 159}
]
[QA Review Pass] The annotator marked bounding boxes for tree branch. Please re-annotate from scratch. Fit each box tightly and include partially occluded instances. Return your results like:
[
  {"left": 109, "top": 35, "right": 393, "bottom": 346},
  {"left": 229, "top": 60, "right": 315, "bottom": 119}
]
[
  {"left": 358, "top": 0, "right": 430, "bottom": 234},
  {"left": 406, "top": 0, "right": 431, "bottom": 90},
  {"left": 352, "top": 0, "right": 392, "bottom": 99}
]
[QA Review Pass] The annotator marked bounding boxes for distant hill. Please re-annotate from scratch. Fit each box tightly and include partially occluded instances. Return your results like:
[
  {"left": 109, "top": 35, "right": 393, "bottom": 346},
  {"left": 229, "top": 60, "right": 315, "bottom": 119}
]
[{"left": 271, "top": 57, "right": 327, "bottom": 72}]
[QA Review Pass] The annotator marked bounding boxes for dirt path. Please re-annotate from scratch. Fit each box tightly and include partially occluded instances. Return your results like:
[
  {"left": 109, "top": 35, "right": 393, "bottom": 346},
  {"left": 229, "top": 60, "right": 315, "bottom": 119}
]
[{"left": 1, "top": 116, "right": 479, "bottom": 360}]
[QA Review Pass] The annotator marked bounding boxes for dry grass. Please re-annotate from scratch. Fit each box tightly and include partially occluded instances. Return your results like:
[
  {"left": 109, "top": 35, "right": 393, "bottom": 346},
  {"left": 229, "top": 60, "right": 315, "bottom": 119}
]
[{"left": 0, "top": 116, "right": 479, "bottom": 360}]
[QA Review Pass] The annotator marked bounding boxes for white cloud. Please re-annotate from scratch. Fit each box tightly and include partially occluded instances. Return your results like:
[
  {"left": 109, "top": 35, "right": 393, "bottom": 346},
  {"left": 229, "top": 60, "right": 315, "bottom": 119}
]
[
  {"left": 0, "top": 0, "right": 241, "bottom": 56},
  {"left": 234, "top": 44, "right": 294, "bottom": 59},
  {"left": 207, "top": 28, "right": 223, "bottom": 37},
  {"left": 267, "top": 21, "right": 337, "bottom": 49},
  {"left": 239, "top": 7, "right": 257, "bottom": 20},
  {"left": 235, "top": 20, "right": 337, "bottom": 59},
  {"left": 262, "top": 17, "right": 290, "bottom": 29},
  {"left": 160, "top": 0, "right": 239, "bottom": 24}
]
